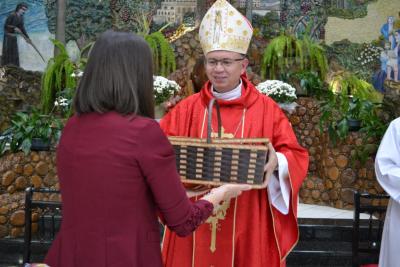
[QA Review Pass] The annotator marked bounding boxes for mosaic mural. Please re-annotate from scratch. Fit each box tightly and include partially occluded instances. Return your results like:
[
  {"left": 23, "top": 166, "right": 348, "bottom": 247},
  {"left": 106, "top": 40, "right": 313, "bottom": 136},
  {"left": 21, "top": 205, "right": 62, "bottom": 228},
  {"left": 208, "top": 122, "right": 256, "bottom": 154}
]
[{"left": 0, "top": 0, "right": 53, "bottom": 71}]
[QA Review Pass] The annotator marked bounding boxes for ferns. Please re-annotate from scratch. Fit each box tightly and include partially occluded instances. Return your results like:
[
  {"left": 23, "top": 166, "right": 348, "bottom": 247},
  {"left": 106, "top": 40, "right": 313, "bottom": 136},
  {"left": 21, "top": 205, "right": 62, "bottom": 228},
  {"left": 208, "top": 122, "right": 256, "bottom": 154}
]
[
  {"left": 145, "top": 31, "right": 176, "bottom": 77},
  {"left": 261, "top": 34, "right": 328, "bottom": 81},
  {"left": 329, "top": 71, "right": 383, "bottom": 103},
  {"left": 41, "top": 39, "right": 77, "bottom": 114},
  {"left": 41, "top": 39, "right": 92, "bottom": 115}
]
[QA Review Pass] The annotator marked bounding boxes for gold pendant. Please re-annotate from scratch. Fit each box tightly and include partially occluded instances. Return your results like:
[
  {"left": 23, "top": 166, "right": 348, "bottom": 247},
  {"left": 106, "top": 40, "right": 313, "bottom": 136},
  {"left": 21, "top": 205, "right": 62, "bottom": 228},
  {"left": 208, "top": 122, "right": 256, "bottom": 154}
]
[{"left": 211, "top": 126, "right": 234, "bottom": 139}]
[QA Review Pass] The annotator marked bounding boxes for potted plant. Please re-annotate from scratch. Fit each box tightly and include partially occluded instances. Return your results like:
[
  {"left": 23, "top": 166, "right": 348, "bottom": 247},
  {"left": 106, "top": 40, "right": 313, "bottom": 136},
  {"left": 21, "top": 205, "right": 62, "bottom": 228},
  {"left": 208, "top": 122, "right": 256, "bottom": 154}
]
[
  {"left": 256, "top": 80, "right": 298, "bottom": 114},
  {"left": 322, "top": 71, "right": 383, "bottom": 132},
  {"left": 153, "top": 76, "right": 181, "bottom": 119},
  {"left": 292, "top": 70, "right": 326, "bottom": 98},
  {"left": 260, "top": 33, "right": 328, "bottom": 86},
  {"left": 0, "top": 109, "right": 63, "bottom": 155}
]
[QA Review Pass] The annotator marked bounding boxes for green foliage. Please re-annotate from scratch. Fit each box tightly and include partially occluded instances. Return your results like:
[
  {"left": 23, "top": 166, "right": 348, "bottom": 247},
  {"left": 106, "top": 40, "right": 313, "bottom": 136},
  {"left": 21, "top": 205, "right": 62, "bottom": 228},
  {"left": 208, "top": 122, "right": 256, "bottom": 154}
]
[
  {"left": 293, "top": 70, "right": 326, "bottom": 98},
  {"left": 0, "top": 109, "right": 63, "bottom": 155},
  {"left": 41, "top": 39, "right": 76, "bottom": 114},
  {"left": 319, "top": 73, "right": 387, "bottom": 164},
  {"left": 111, "top": 0, "right": 176, "bottom": 76},
  {"left": 329, "top": 71, "right": 383, "bottom": 103},
  {"left": 324, "top": 41, "right": 378, "bottom": 82},
  {"left": 320, "top": 92, "right": 382, "bottom": 142},
  {"left": 252, "top": 12, "right": 280, "bottom": 40},
  {"left": 54, "top": 87, "right": 76, "bottom": 119},
  {"left": 41, "top": 39, "right": 91, "bottom": 115},
  {"left": 45, "top": 0, "right": 112, "bottom": 43},
  {"left": 112, "top": 0, "right": 157, "bottom": 34},
  {"left": 183, "top": 12, "right": 196, "bottom": 27},
  {"left": 145, "top": 32, "right": 176, "bottom": 77},
  {"left": 261, "top": 34, "right": 328, "bottom": 82}
]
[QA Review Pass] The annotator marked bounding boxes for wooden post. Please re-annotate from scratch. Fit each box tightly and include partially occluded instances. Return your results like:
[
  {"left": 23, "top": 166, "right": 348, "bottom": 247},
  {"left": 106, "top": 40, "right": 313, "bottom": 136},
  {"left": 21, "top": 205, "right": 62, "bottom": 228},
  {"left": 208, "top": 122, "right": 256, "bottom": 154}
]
[
  {"left": 55, "top": 0, "right": 66, "bottom": 56},
  {"left": 246, "top": 0, "right": 253, "bottom": 24}
]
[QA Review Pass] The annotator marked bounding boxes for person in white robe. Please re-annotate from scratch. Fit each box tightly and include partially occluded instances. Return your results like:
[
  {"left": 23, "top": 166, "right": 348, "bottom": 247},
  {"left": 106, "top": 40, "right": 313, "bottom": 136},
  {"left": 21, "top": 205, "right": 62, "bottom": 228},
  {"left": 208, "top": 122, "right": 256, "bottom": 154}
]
[{"left": 375, "top": 117, "right": 400, "bottom": 267}]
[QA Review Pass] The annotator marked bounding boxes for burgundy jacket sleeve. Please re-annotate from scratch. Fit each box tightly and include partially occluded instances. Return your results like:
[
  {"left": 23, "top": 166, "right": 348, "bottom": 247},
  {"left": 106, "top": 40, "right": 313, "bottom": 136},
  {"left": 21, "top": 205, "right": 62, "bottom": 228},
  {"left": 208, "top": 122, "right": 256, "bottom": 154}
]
[{"left": 136, "top": 119, "right": 213, "bottom": 236}]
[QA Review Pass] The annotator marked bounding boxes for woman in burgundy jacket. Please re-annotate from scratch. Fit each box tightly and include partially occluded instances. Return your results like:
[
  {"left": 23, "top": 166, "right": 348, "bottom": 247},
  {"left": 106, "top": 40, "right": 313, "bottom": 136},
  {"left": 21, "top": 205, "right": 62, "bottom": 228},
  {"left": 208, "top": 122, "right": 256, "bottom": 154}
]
[{"left": 44, "top": 30, "right": 250, "bottom": 267}]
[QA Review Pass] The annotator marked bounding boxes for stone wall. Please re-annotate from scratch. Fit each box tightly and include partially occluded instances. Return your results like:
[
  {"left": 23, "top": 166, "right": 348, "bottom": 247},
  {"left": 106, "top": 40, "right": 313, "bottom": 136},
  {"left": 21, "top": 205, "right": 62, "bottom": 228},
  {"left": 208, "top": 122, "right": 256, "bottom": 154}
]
[
  {"left": 290, "top": 97, "right": 384, "bottom": 209},
  {"left": 172, "top": 30, "right": 203, "bottom": 74},
  {"left": 0, "top": 66, "right": 42, "bottom": 132},
  {"left": 0, "top": 151, "right": 58, "bottom": 238}
]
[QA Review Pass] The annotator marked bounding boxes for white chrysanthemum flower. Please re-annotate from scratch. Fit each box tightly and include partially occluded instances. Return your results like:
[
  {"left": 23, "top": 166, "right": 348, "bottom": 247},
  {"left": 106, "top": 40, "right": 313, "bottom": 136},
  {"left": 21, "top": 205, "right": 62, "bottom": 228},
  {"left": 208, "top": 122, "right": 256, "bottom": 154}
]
[
  {"left": 256, "top": 80, "right": 297, "bottom": 103},
  {"left": 153, "top": 76, "right": 181, "bottom": 105}
]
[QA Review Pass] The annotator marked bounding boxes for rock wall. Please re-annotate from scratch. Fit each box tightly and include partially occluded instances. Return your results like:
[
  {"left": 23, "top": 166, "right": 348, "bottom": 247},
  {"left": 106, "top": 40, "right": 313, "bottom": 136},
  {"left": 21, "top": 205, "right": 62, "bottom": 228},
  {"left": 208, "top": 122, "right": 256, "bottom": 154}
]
[
  {"left": 0, "top": 151, "right": 58, "bottom": 238},
  {"left": 0, "top": 66, "right": 42, "bottom": 132},
  {"left": 172, "top": 30, "right": 203, "bottom": 74},
  {"left": 290, "top": 97, "right": 384, "bottom": 209}
]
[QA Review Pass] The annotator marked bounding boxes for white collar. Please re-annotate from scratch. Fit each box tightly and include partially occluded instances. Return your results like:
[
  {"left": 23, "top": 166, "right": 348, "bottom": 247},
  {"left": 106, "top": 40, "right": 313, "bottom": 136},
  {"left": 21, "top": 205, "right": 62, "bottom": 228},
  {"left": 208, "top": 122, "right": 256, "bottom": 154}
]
[{"left": 211, "top": 80, "right": 242, "bottom": 101}]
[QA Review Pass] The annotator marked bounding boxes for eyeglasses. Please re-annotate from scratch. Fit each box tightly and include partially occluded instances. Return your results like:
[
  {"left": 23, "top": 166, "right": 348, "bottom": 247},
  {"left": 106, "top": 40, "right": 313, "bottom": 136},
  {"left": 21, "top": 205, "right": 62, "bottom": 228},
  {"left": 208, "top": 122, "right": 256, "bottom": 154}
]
[{"left": 205, "top": 57, "right": 245, "bottom": 68}]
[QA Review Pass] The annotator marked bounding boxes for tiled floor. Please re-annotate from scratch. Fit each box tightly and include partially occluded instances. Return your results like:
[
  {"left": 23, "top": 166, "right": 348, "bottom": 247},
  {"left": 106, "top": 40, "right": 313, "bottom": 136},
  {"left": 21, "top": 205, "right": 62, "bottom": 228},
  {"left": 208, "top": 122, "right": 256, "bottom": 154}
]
[{"left": 298, "top": 203, "right": 372, "bottom": 219}]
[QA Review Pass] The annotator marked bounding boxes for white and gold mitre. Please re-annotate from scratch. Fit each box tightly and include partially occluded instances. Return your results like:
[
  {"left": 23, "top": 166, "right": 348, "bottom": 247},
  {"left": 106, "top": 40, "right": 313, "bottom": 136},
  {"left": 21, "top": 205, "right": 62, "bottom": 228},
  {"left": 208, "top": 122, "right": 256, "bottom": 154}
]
[{"left": 199, "top": 0, "right": 253, "bottom": 55}]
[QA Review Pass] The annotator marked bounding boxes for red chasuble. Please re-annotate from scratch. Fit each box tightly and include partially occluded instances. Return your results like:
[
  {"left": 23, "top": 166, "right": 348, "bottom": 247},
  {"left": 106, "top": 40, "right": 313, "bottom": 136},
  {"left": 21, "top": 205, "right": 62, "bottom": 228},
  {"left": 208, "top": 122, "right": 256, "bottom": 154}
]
[{"left": 160, "top": 76, "right": 309, "bottom": 267}]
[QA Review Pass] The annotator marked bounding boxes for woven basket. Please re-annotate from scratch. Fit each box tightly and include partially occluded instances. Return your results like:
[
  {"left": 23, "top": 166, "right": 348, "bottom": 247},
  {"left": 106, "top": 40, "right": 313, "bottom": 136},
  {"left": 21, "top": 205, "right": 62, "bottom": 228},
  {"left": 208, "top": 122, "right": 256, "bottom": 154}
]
[{"left": 168, "top": 98, "right": 269, "bottom": 188}]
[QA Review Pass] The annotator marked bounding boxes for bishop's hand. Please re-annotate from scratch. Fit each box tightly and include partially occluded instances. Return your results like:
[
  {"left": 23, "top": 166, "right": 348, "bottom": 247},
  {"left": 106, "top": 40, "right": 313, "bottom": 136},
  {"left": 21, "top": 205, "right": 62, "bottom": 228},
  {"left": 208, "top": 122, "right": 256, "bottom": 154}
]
[{"left": 261, "top": 142, "right": 278, "bottom": 188}]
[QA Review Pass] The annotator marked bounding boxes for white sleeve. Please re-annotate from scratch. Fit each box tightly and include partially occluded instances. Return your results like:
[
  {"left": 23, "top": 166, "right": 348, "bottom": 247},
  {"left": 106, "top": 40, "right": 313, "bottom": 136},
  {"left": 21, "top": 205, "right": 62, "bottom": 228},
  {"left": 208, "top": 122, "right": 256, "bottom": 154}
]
[
  {"left": 375, "top": 119, "right": 400, "bottom": 203},
  {"left": 267, "top": 152, "right": 291, "bottom": 214}
]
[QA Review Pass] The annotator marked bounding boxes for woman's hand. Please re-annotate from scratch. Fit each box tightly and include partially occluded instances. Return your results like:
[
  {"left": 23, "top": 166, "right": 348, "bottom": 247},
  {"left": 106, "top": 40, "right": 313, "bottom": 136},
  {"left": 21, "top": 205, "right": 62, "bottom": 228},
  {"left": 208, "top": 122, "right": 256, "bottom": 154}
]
[{"left": 201, "top": 184, "right": 252, "bottom": 205}]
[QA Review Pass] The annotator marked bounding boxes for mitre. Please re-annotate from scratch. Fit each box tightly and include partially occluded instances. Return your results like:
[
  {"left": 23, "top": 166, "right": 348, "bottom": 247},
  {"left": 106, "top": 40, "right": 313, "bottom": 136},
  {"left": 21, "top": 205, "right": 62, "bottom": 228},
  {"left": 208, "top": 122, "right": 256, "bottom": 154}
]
[{"left": 199, "top": 0, "right": 253, "bottom": 55}]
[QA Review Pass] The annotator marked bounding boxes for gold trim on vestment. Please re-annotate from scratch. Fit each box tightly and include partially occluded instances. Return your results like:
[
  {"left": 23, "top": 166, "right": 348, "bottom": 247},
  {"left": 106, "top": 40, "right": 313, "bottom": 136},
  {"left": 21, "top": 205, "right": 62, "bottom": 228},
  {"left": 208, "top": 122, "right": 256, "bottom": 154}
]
[
  {"left": 281, "top": 170, "right": 300, "bottom": 261},
  {"left": 231, "top": 197, "right": 238, "bottom": 267},
  {"left": 192, "top": 196, "right": 198, "bottom": 267},
  {"left": 268, "top": 169, "right": 300, "bottom": 263},
  {"left": 268, "top": 190, "right": 282, "bottom": 261}
]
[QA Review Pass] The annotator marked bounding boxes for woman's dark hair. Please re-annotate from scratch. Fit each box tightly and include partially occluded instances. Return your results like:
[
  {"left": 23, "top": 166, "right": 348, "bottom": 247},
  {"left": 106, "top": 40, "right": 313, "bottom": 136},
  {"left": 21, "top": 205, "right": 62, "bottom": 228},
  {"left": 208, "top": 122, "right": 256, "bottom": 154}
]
[
  {"left": 74, "top": 30, "right": 155, "bottom": 118},
  {"left": 16, "top": 3, "right": 28, "bottom": 12}
]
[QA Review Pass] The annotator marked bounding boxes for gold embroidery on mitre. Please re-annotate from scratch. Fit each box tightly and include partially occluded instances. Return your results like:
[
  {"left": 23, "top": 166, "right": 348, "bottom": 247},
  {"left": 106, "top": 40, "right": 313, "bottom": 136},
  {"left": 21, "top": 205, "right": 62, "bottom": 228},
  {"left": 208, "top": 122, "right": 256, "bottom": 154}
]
[
  {"left": 213, "top": 10, "right": 223, "bottom": 44},
  {"left": 198, "top": 0, "right": 253, "bottom": 55},
  {"left": 214, "top": 0, "right": 225, "bottom": 8},
  {"left": 205, "top": 199, "right": 231, "bottom": 253}
]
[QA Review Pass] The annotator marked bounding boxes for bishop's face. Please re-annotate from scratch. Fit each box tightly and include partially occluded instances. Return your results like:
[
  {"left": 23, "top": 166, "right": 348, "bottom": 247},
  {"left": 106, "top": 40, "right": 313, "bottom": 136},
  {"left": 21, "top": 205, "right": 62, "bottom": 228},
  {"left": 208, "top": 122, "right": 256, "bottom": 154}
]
[{"left": 205, "top": 50, "right": 248, "bottom": 93}]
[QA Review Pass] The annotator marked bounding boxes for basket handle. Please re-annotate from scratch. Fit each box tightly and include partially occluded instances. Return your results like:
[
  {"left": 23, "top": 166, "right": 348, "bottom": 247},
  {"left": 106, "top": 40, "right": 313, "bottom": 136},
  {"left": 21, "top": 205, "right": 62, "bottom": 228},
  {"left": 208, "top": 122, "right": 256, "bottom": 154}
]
[{"left": 207, "top": 98, "right": 222, "bottom": 143}]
